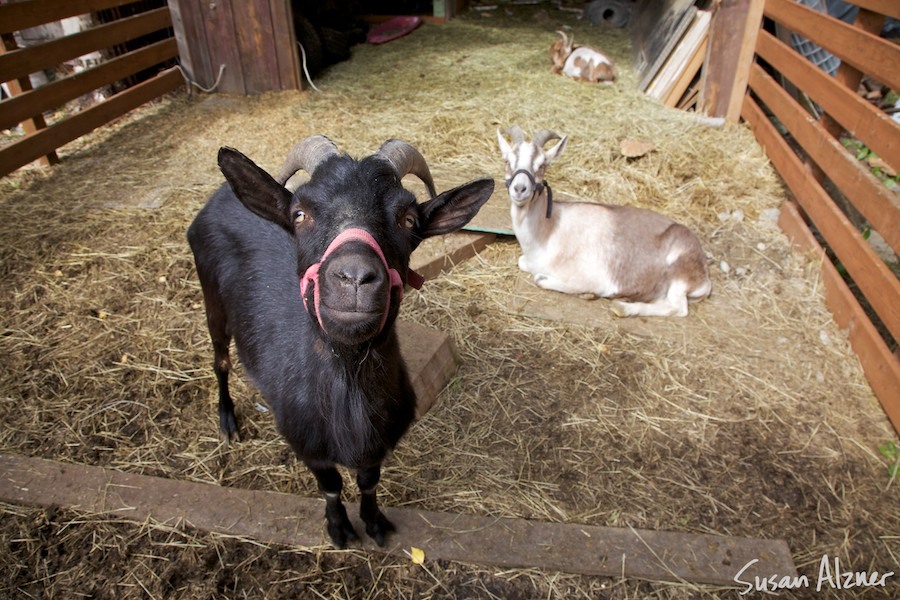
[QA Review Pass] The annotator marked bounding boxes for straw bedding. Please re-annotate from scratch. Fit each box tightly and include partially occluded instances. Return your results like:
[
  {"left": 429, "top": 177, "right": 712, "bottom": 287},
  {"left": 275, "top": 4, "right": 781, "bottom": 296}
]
[{"left": 1, "top": 3, "right": 896, "bottom": 598}]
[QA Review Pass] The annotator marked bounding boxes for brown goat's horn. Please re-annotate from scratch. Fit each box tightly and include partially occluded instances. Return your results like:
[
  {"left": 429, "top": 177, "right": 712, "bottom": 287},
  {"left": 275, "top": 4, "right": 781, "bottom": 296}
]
[
  {"left": 505, "top": 125, "right": 525, "bottom": 145},
  {"left": 276, "top": 135, "right": 339, "bottom": 185},
  {"left": 376, "top": 139, "right": 437, "bottom": 198},
  {"left": 555, "top": 30, "right": 569, "bottom": 46},
  {"left": 533, "top": 129, "right": 562, "bottom": 148}
]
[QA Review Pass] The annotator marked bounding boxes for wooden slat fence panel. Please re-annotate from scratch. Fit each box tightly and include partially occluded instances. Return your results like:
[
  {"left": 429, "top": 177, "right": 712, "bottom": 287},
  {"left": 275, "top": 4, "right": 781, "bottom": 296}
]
[
  {"left": 0, "top": 0, "right": 180, "bottom": 177},
  {"left": 0, "top": 38, "right": 178, "bottom": 131},
  {"left": 0, "top": 0, "right": 140, "bottom": 34},
  {"left": 764, "top": 0, "right": 900, "bottom": 91},
  {"left": 735, "top": 0, "right": 900, "bottom": 431}
]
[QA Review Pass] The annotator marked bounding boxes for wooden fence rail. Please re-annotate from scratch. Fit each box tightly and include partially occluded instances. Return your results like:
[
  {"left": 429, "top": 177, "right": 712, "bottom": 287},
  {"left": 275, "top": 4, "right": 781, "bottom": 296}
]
[
  {"left": 730, "top": 0, "right": 900, "bottom": 432},
  {"left": 0, "top": 0, "right": 180, "bottom": 177}
]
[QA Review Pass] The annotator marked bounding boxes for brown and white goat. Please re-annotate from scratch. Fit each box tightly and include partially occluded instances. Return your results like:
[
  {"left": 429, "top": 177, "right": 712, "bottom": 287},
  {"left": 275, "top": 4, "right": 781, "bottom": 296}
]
[
  {"left": 497, "top": 126, "right": 710, "bottom": 317},
  {"left": 550, "top": 31, "right": 616, "bottom": 84},
  {"left": 188, "top": 136, "right": 494, "bottom": 548}
]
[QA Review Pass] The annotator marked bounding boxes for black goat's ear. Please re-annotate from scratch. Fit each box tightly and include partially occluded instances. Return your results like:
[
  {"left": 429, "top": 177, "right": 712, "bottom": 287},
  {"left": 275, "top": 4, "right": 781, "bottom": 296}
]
[
  {"left": 218, "top": 147, "right": 293, "bottom": 230},
  {"left": 416, "top": 178, "right": 495, "bottom": 239}
]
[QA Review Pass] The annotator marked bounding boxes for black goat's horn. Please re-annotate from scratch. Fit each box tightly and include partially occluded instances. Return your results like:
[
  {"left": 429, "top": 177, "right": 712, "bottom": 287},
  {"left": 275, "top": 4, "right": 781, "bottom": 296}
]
[
  {"left": 377, "top": 139, "right": 437, "bottom": 198},
  {"left": 533, "top": 129, "right": 562, "bottom": 148},
  {"left": 276, "top": 135, "right": 339, "bottom": 185}
]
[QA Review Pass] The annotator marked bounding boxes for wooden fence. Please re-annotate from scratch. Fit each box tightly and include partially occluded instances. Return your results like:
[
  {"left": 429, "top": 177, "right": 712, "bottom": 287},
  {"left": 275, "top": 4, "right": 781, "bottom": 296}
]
[
  {"left": 0, "top": 0, "right": 181, "bottom": 177},
  {"left": 710, "top": 0, "right": 899, "bottom": 431}
]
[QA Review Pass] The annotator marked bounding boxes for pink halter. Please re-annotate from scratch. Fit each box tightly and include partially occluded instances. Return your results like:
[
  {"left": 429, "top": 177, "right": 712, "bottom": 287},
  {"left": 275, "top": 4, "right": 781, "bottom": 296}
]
[{"left": 300, "top": 227, "right": 424, "bottom": 335}]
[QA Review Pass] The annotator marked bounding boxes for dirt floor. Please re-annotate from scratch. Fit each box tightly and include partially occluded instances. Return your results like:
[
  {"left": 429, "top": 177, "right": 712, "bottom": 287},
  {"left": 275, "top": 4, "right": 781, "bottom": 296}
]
[{"left": 1, "top": 2, "right": 898, "bottom": 599}]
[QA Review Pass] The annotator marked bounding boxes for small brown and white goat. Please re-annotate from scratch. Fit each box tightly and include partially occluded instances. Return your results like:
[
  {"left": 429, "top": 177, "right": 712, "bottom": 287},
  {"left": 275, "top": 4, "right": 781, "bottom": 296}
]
[
  {"left": 550, "top": 31, "right": 616, "bottom": 84},
  {"left": 498, "top": 126, "right": 710, "bottom": 317}
]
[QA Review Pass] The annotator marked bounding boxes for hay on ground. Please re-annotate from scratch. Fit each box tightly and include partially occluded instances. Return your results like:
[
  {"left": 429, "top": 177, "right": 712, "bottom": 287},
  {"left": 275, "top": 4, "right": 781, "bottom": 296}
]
[{"left": 1, "top": 4, "right": 897, "bottom": 598}]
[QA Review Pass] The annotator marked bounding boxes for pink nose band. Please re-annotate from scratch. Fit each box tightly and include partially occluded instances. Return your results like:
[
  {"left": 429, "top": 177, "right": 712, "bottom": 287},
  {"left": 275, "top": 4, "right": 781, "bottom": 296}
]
[{"left": 300, "top": 228, "right": 424, "bottom": 335}]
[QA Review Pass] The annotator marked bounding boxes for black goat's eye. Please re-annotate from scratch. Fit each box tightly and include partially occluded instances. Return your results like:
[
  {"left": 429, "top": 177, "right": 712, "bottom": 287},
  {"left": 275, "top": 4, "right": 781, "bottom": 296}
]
[
  {"left": 294, "top": 210, "right": 307, "bottom": 224},
  {"left": 401, "top": 214, "right": 416, "bottom": 230}
]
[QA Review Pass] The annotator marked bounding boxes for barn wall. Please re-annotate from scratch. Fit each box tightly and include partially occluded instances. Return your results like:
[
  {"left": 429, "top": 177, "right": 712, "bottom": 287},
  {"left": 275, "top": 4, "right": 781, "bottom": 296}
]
[{"left": 168, "top": 0, "right": 300, "bottom": 95}]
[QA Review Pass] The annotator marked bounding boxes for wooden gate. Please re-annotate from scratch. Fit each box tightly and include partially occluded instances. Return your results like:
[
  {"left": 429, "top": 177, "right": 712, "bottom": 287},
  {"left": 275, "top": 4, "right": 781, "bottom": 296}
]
[{"left": 0, "top": 0, "right": 181, "bottom": 177}]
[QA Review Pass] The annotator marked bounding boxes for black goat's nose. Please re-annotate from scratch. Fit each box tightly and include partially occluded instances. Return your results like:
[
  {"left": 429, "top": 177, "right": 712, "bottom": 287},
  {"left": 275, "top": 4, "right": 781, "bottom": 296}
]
[
  {"left": 328, "top": 253, "right": 384, "bottom": 289},
  {"left": 337, "top": 261, "right": 378, "bottom": 286}
]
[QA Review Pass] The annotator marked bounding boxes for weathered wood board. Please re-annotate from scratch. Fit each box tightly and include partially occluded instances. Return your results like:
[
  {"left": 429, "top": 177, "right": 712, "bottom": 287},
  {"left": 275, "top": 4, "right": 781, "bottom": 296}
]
[
  {"left": 0, "top": 454, "right": 797, "bottom": 586},
  {"left": 397, "top": 320, "right": 458, "bottom": 419}
]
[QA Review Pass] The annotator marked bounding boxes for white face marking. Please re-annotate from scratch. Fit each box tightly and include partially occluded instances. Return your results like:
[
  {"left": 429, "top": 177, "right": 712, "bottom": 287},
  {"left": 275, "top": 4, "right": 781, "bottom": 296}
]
[{"left": 506, "top": 143, "right": 544, "bottom": 205}]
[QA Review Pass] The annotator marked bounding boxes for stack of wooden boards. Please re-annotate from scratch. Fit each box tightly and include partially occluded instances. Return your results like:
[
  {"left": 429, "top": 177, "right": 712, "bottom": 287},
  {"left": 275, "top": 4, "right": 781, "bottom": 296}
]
[{"left": 633, "top": 0, "right": 712, "bottom": 110}]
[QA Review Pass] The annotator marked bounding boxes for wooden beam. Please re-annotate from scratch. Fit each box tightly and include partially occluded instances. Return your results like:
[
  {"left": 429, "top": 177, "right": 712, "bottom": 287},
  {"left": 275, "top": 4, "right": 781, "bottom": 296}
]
[
  {"left": 778, "top": 201, "right": 900, "bottom": 434},
  {"left": 0, "top": 67, "right": 182, "bottom": 177},
  {"left": 742, "top": 90, "right": 900, "bottom": 345},
  {"left": 0, "top": 454, "right": 798, "bottom": 585},
  {"left": 699, "top": 0, "right": 765, "bottom": 121}
]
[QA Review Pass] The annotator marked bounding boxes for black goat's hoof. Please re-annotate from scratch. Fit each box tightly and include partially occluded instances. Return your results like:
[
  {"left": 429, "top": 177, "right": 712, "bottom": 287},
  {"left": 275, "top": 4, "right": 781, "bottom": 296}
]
[
  {"left": 327, "top": 520, "right": 359, "bottom": 549},
  {"left": 364, "top": 511, "right": 396, "bottom": 547},
  {"left": 219, "top": 429, "right": 241, "bottom": 445},
  {"left": 219, "top": 412, "right": 240, "bottom": 444}
]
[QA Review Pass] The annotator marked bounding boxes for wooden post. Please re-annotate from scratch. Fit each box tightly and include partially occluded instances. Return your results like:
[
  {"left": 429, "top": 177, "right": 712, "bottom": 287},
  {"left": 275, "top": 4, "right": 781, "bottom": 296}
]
[
  {"left": 0, "top": 32, "right": 58, "bottom": 167},
  {"left": 699, "top": 0, "right": 765, "bottom": 122}
]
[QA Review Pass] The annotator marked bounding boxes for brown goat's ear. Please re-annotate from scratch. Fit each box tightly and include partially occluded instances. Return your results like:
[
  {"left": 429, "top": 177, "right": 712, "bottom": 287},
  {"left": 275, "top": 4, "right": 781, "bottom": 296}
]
[
  {"left": 218, "top": 147, "right": 293, "bottom": 230},
  {"left": 417, "top": 178, "right": 495, "bottom": 238}
]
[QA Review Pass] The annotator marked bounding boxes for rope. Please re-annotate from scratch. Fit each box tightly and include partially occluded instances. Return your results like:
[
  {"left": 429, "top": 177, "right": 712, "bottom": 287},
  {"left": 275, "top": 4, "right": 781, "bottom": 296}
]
[
  {"left": 174, "top": 62, "right": 226, "bottom": 94},
  {"left": 298, "top": 42, "right": 322, "bottom": 93}
]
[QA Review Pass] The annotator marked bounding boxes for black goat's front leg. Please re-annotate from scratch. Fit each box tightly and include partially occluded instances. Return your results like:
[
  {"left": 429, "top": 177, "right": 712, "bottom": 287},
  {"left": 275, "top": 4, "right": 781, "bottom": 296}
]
[
  {"left": 202, "top": 284, "right": 239, "bottom": 443},
  {"left": 357, "top": 465, "right": 395, "bottom": 546},
  {"left": 307, "top": 461, "right": 358, "bottom": 548}
]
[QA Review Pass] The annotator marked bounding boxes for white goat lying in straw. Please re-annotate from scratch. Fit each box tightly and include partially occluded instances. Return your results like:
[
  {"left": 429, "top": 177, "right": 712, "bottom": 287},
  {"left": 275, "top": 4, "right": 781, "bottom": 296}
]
[
  {"left": 497, "top": 126, "right": 711, "bottom": 317},
  {"left": 550, "top": 31, "right": 616, "bottom": 84}
]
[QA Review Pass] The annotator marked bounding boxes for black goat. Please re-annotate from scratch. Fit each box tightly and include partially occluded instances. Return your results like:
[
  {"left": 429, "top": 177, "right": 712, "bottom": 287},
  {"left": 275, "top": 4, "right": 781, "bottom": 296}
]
[{"left": 187, "top": 136, "right": 494, "bottom": 548}]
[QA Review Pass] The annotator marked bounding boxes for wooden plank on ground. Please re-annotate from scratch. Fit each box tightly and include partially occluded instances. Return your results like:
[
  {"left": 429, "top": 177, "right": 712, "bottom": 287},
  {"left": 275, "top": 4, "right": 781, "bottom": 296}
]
[
  {"left": 0, "top": 454, "right": 797, "bottom": 586},
  {"left": 410, "top": 231, "right": 496, "bottom": 280},
  {"left": 778, "top": 201, "right": 900, "bottom": 434},
  {"left": 397, "top": 321, "right": 458, "bottom": 419}
]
